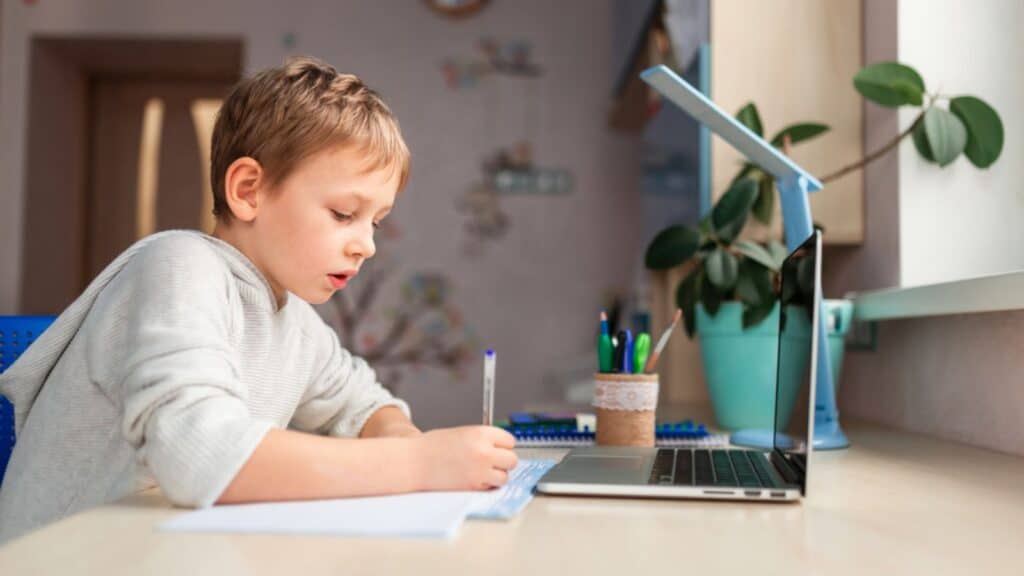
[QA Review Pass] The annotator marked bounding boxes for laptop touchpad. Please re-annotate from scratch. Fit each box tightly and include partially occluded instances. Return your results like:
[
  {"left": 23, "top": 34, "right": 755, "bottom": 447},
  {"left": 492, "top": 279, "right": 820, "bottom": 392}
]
[{"left": 556, "top": 454, "right": 650, "bottom": 484}]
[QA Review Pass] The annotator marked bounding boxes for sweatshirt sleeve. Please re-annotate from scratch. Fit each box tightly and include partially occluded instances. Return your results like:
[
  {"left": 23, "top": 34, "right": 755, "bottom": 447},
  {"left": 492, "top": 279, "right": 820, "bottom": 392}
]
[
  {"left": 88, "top": 235, "right": 272, "bottom": 509},
  {"left": 289, "top": 320, "right": 410, "bottom": 439}
]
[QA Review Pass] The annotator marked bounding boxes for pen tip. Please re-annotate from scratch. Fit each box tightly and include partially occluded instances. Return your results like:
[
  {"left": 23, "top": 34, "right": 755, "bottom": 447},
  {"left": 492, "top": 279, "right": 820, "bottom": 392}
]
[
  {"left": 485, "top": 349, "right": 495, "bottom": 357},
  {"left": 600, "top": 310, "right": 607, "bottom": 321},
  {"left": 672, "top": 309, "right": 682, "bottom": 324}
]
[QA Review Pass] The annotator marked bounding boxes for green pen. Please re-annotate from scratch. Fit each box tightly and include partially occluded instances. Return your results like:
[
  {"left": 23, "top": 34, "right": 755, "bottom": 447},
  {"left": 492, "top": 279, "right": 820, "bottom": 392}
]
[
  {"left": 633, "top": 332, "right": 651, "bottom": 374},
  {"left": 598, "top": 311, "right": 613, "bottom": 372}
]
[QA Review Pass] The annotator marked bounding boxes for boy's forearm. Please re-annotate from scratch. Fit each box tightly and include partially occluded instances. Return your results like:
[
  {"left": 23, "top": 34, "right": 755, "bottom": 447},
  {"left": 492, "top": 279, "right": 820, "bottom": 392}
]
[
  {"left": 359, "top": 405, "right": 421, "bottom": 438},
  {"left": 216, "top": 427, "right": 424, "bottom": 504}
]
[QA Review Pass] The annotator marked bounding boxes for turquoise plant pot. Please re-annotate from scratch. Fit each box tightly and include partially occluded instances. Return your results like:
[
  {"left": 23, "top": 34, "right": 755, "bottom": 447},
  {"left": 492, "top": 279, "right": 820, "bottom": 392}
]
[{"left": 697, "top": 300, "right": 850, "bottom": 431}]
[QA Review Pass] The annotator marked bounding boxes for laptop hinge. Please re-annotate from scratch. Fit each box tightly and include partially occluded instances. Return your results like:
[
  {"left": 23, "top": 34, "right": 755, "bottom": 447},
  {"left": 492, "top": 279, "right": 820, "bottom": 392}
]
[{"left": 771, "top": 449, "right": 802, "bottom": 486}]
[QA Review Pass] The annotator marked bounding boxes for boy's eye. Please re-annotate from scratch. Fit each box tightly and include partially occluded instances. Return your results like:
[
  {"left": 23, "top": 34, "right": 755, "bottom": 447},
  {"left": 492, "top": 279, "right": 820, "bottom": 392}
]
[
  {"left": 372, "top": 222, "right": 381, "bottom": 230},
  {"left": 331, "top": 210, "right": 353, "bottom": 222}
]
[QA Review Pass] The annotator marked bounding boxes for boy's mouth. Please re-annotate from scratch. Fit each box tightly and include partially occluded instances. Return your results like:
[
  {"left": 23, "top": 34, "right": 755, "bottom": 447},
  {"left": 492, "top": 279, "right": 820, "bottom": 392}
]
[{"left": 328, "top": 270, "right": 357, "bottom": 289}]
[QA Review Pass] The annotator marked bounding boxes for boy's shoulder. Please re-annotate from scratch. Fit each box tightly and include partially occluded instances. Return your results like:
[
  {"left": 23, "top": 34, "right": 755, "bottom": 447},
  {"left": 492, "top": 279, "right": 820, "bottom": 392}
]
[
  {"left": 133, "top": 230, "right": 224, "bottom": 264},
  {"left": 128, "top": 230, "right": 242, "bottom": 280},
  {"left": 112, "top": 230, "right": 237, "bottom": 298}
]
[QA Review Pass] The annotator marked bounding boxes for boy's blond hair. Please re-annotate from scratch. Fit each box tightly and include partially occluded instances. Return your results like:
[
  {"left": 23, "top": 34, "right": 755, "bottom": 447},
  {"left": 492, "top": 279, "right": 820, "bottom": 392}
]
[{"left": 210, "top": 56, "right": 410, "bottom": 221}]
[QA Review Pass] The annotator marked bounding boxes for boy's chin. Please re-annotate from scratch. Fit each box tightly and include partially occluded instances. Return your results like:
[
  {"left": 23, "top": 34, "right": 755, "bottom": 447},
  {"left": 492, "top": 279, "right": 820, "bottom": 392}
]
[
  {"left": 293, "top": 287, "right": 335, "bottom": 305},
  {"left": 310, "top": 292, "right": 335, "bottom": 305}
]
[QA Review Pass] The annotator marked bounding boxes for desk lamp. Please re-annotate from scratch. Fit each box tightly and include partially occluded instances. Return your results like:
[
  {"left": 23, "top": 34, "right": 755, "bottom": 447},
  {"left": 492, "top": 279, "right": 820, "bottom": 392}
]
[{"left": 640, "top": 64, "right": 848, "bottom": 450}]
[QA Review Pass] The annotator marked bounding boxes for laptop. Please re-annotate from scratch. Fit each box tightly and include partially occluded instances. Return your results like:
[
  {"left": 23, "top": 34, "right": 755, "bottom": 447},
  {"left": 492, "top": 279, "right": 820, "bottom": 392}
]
[{"left": 536, "top": 231, "right": 822, "bottom": 501}]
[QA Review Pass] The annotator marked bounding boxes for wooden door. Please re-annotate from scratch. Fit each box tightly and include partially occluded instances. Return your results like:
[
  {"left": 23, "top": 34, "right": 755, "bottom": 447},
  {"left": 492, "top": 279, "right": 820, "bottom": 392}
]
[{"left": 86, "top": 80, "right": 231, "bottom": 281}]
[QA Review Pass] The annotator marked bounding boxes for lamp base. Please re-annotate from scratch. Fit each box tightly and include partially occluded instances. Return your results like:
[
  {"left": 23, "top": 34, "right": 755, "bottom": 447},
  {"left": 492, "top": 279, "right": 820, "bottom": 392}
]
[
  {"left": 811, "top": 413, "right": 850, "bottom": 450},
  {"left": 729, "top": 420, "right": 850, "bottom": 451},
  {"left": 729, "top": 428, "right": 774, "bottom": 449}
]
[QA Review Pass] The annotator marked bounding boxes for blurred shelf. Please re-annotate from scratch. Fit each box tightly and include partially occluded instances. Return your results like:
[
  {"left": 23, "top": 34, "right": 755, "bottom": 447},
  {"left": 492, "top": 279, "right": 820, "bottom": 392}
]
[{"left": 849, "top": 270, "right": 1024, "bottom": 321}]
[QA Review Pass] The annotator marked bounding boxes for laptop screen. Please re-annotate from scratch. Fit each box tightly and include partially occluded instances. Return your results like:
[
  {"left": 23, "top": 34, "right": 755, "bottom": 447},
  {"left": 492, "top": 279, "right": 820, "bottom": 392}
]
[{"left": 771, "top": 231, "right": 821, "bottom": 492}]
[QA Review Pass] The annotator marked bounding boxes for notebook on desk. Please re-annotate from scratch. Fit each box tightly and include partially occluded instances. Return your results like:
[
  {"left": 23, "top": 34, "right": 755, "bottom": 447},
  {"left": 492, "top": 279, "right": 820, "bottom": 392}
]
[
  {"left": 159, "top": 460, "right": 555, "bottom": 538},
  {"left": 536, "top": 232, "right": 821, "bottom": 502}
]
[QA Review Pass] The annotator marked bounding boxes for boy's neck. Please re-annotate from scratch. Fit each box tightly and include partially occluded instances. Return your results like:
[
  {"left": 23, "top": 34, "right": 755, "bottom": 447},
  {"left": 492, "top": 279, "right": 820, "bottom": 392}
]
[{"left": 211, "top": 222, "right": 288, "bottom": 308}]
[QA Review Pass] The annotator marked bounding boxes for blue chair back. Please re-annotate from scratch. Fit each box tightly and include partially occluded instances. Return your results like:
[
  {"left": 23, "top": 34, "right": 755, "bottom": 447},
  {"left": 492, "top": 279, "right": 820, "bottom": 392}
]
[{"left": 1, "top": 316, "right": 56, "bottom": 488}]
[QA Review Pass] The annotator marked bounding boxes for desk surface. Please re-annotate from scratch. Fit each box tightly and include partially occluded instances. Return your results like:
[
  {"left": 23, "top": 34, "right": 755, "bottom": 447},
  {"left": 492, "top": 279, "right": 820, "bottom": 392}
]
[{"left": 1, "top": 422, "right": 1023, "bottom": 575}]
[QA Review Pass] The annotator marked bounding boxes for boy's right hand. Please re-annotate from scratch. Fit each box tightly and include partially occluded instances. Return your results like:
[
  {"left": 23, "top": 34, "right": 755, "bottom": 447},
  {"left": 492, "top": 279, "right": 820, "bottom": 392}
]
[{"left": 413, "top": 426, "right": 518, "bottom": 491}]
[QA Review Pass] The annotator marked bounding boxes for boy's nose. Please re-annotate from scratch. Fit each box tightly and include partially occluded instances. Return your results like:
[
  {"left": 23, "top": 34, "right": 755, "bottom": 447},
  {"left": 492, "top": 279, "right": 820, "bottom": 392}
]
[{"left": 345, "top": 229, "right": 376, "bottom": 260}]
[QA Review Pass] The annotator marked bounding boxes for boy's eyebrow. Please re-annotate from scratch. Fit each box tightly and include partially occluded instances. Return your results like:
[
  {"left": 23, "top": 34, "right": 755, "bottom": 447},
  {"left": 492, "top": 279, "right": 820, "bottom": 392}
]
[{"left": 344, "top": 189, "right": 393, "bottom": 214}]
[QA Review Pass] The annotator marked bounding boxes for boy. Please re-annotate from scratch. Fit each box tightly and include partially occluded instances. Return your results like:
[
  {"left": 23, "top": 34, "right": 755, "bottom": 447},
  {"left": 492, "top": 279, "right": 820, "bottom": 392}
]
[{"left": 0, "top": 57, "right": 516, "bottom": 544}]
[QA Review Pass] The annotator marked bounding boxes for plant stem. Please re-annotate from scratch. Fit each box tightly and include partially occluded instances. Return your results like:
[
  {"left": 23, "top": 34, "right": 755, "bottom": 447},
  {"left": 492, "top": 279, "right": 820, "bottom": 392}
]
[{"left": 819, "top": 109, "right": 925, "bottom": 185}]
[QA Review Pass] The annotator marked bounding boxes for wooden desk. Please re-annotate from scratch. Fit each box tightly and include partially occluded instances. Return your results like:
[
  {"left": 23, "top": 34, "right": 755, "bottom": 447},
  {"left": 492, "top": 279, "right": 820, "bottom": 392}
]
[{"left": 1, "top": 422, "right": 1022, "bottom": 575}]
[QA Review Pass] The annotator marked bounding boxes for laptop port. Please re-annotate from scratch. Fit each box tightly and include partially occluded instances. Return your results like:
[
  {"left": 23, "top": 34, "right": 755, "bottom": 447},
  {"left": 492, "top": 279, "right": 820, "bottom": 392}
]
[
  {"left": 770, "top": 491, "right": 786, "bottom": 498},
  {"left": 744, "top": 490, "right": 761, "bottom": 497}
]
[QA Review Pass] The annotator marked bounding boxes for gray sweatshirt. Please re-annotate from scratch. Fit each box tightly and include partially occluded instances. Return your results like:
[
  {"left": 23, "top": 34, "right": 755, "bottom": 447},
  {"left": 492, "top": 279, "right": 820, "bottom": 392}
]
[{"left": 0, "top": 230, "right": 409, "bottom": 544}]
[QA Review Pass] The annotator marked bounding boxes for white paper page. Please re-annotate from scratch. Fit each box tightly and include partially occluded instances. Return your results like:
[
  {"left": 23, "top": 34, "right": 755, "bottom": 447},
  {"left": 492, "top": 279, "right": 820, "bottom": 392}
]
[{"left": 159, "top": 491, "right": 476, "bottom": 540}]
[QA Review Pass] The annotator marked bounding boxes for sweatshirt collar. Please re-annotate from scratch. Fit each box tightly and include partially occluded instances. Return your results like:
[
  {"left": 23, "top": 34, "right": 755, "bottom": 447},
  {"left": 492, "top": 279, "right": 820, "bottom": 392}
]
[{"left": 199, "top": 232, "right": 289, "bottom": 313}]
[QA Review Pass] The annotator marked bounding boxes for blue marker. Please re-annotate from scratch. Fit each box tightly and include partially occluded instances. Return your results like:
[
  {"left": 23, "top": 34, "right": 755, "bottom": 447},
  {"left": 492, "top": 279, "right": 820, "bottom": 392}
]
[{"left": 622, "top": 329, "right": 634, "bottom": 373}]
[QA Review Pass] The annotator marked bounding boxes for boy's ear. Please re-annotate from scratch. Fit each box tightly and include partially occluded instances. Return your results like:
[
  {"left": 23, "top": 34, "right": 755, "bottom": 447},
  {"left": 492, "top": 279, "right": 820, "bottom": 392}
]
[{"left": 223, "top": 157, "right": 264, "bottom": 222}]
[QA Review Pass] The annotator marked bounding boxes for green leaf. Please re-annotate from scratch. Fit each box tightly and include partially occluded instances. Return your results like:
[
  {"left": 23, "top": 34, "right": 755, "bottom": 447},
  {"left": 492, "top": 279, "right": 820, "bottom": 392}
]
[
  {"left": 950, "top": 96, "right": 1004, "bottom": 168},
  {"left": 698, "top": 214, "right": 713, "bottom": 236},
  {"left": 729, "top": 163, "right": 761, "bottom": 187},
  {"left": 674, "top": 266, "right": 701, "bottom": 337},
  {"left": 923, "top": 106, "right": 967, "bottom": 167},
  {"left": 742, "top": 303, "right": 776, "bottom": 330},
  {"left": 752, "top": 177, "right": 775, "bottom": 225},
  {"left": 736, "top": 103, "right": 763, "bottom": 136},
  {"left": 734, "top": 240, "right": 779, "bottom": 271},
  {"left": 912, "top": 117, "right": 936, "bottom": 163},
  {"left": 768, "top": 240, "right": 788, "bottom": 269},
  {"left": 770, "top": 123, "right": 830, "bottom": 147},
  {"left": 853, "top": 62, "right": 925, "bottom": 108},
  {"left": 706, "top": 248, "right": 738, "bottom": 291},
  {"left": 735, "top": 259, "right": 774, "bottom": 307},
  {"left": 701, "top": 274, "right": 723, "bottom": 317},
  {"left": 645, "top": 225, "right": 701, "bottom": 270},
  {"left": 712, "top": 178, "right": 758, "bottom": 243}
]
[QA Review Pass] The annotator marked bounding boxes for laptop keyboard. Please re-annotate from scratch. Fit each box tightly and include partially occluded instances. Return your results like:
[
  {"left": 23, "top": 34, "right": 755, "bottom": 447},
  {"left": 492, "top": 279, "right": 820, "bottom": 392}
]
[{"left": 648, "top": 449, "right": 778, "bottom": 488}]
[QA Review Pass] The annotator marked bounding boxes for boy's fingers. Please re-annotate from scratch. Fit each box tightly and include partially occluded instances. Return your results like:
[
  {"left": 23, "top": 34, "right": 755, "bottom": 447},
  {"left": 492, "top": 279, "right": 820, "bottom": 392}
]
[
  {"left": 486, "top": 468, "right": 509, "bottom": 488},
  {"left": 489, "top": 428, "right": 516, "bottom": 449},
  {"left": 492, "top": 448, "right": 519, "bottom": 472}
]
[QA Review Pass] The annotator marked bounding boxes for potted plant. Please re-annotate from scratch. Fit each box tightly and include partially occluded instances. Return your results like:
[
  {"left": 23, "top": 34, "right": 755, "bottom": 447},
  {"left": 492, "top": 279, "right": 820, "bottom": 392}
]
[{"left": 645, "top": 61, "right": 1005, "bottom": 430}]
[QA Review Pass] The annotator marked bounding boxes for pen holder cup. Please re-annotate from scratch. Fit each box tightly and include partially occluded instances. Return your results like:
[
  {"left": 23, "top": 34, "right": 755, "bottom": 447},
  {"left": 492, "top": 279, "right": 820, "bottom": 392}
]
[{"left": 593, "top": 372, "right": 659, "bottom": 447}]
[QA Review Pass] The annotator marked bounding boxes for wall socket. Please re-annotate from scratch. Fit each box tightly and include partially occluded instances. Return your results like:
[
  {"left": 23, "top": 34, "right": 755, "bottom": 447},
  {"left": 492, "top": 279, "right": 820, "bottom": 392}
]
[{"left": 846, "top": 319, "right": 878, "bottom": 351}]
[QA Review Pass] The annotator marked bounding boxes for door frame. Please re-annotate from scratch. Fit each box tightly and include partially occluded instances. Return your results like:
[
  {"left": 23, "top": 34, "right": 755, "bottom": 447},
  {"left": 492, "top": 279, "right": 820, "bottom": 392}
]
[{"left": 20, "top": 37, "right": 242, "bottom": 314}]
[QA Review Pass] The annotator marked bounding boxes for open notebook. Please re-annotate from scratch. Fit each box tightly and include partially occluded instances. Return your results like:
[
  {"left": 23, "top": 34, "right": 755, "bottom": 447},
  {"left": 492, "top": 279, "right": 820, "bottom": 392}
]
[{"left": 159, "top": 459, "right": 555, "bottom": 539}]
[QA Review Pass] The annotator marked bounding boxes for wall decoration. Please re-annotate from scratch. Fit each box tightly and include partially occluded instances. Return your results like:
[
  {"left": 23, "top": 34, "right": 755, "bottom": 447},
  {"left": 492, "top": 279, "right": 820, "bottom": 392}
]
[
  {"left": 443, "top": 37, "right": 570, "bottom": 255},
  {"left": 441, "top": 37, "right": 542, "bottom": 90},
  {"left": 485, "top": 141, "right": 573, "bottom": 196},
  {"left": 320, "top": 222, "right": 478, "bottom": 393},
  {"left": 456, "top": 141, "right": 573, "bottom": 255},
  {"left": 456, "top": 181, "right": 510, "bottom": 256},
  {"left": 423, "top": 0, "right": 489, "bottom": 20}
]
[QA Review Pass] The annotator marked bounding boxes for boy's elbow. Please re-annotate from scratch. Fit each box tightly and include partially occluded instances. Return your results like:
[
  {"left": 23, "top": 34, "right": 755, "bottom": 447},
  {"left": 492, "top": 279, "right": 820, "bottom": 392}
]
[
  {"left": 149, "top": 458, "right": 229, "bottom": 509},
  {"left": 159, "top": 478, "right": 219, "bottom": 509}
]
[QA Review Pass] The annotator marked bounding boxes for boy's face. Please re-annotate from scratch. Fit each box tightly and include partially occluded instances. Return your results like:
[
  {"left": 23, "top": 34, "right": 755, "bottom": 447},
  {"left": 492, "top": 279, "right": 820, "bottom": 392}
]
[{"left": 248, "top": 145, "right": 398, "bottom": 305}]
